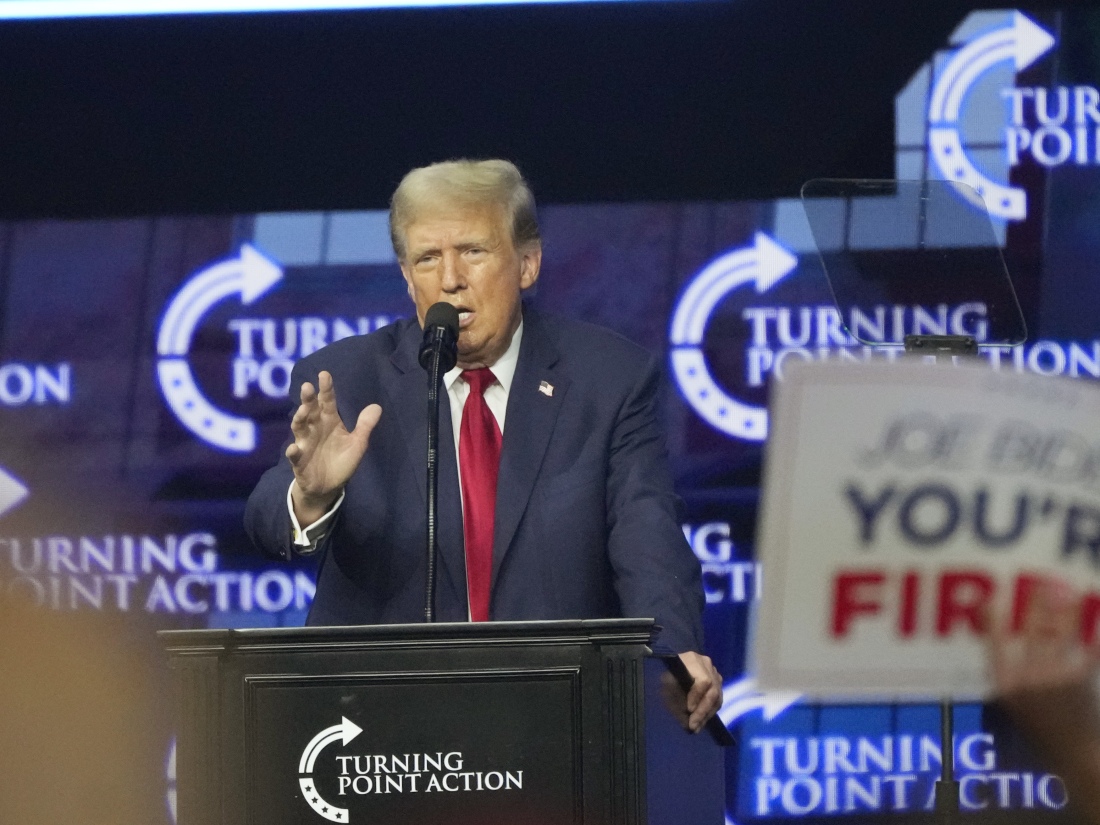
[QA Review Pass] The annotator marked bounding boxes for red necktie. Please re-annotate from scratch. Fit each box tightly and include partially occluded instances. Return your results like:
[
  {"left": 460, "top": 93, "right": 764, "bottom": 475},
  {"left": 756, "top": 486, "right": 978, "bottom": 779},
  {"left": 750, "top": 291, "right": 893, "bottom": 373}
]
[{"left": 459, "top": 368, "right": 502, "bottom": 622}]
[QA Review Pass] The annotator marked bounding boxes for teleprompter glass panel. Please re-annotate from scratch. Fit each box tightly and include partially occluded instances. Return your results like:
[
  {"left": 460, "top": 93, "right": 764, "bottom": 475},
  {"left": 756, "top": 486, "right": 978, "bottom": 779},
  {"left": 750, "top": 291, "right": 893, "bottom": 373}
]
[{"left": 800, "top": 179, "right": 1027, "bottom": 348}]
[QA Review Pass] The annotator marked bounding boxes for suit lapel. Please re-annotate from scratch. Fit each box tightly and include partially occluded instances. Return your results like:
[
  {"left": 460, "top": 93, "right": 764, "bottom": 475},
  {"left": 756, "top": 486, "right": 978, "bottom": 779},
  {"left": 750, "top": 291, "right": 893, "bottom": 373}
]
[
  {"left": 387, "top": 325, "right": 467, "bottom": 614},
  {"left": 492, "top": 308, "right": 570, "bottom": 585}
]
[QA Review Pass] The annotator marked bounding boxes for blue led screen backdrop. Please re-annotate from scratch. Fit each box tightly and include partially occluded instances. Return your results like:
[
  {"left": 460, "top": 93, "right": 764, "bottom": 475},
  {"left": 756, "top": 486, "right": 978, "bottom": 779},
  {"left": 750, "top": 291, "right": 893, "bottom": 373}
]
[{"left": 4, "top": 7, "right": 1100, "bottom": 824}]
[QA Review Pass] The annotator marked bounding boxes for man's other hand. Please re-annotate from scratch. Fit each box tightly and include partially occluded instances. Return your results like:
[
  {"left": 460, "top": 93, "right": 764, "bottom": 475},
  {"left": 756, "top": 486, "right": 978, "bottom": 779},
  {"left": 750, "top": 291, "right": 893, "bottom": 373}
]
[{"left": 661, "top": 651, "right": 722, "bottom": 734}]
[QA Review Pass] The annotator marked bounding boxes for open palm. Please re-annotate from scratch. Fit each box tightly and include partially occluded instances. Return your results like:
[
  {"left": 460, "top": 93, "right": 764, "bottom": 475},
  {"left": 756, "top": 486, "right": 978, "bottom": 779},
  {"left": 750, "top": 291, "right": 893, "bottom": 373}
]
[{"left": 286, "top": 370, "right": 382, "bottom": 523}]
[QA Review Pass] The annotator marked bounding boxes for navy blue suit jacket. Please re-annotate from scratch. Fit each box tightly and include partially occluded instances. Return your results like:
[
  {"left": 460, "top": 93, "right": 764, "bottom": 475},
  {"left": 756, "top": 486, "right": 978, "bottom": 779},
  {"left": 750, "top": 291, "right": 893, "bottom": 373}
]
[{"left": 245, "top": 306, "right": 704, "bottom": 654}]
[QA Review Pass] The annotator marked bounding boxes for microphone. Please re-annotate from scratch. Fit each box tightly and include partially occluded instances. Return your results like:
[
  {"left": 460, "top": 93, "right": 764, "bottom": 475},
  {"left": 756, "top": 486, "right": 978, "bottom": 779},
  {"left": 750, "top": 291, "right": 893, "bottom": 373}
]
[
  {"left": 419, "top": 303, "right": 459, "bottom": 373},
  {"left": 419, "top": 302, "right": 459, "bottom": 623}
]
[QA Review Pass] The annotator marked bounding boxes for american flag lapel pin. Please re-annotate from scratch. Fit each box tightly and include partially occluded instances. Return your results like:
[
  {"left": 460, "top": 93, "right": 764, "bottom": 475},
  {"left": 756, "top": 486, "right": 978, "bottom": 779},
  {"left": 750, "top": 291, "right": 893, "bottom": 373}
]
[{"left": 539, "top": 380, "right": 554, "bottom": 397}]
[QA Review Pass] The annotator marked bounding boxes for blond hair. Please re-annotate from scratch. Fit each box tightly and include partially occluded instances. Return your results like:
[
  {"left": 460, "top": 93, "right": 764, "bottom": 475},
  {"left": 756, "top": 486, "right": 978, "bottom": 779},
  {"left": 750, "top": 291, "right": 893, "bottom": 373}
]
[{"left": 389, "top": 159, "right": 540, "bottom": 261}]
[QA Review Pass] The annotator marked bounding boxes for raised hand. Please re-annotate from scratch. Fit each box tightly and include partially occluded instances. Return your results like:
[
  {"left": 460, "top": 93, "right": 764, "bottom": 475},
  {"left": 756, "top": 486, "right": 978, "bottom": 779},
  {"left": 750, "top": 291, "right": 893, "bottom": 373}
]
[{"left": 286, "top": 370, "right": 382, "bottom": 525}]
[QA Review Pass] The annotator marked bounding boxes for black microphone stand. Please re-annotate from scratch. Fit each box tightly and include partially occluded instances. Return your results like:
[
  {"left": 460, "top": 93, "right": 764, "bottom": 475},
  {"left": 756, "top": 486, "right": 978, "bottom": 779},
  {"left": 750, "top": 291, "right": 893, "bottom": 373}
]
[
  {"left": 424, "top": 349, "right": 446, "bottom": 623},
  {"left": 419, "top": 305, "right": 458, "bottom": 623}
]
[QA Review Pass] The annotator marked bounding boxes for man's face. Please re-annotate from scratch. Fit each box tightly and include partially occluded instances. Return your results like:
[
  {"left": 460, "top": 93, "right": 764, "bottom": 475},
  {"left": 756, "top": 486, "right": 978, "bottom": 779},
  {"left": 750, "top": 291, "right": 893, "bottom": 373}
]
[{"left": 399, "top": 202, "right": 541, "bottom": 369}]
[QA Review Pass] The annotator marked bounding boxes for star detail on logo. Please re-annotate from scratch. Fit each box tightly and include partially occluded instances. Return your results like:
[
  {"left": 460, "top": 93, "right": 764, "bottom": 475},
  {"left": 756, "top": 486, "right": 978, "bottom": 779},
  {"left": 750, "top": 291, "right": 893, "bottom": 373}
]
[{"left": 298, "top": 717, "right": 360, "bottom": 822}]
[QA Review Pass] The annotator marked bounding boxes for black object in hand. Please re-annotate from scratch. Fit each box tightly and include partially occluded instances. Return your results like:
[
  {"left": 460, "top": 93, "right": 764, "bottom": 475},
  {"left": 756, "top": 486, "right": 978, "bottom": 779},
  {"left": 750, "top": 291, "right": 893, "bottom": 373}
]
[{"left": 661, "top": 655, "right": 737, "bottom": 747}]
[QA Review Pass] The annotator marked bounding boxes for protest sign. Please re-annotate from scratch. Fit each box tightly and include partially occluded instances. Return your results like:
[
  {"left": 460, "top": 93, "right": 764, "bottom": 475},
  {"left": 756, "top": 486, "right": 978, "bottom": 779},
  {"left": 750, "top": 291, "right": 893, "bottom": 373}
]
[{"left": 752, "top": 359, "right": 1100, "bottom": 699}]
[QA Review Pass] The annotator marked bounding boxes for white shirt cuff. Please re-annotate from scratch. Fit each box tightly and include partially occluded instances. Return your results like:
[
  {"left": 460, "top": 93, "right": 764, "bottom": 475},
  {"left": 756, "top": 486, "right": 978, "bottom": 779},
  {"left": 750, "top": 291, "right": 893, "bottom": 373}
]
[{"left": 287, "top": 482, "right": 345, "bottom": 551}]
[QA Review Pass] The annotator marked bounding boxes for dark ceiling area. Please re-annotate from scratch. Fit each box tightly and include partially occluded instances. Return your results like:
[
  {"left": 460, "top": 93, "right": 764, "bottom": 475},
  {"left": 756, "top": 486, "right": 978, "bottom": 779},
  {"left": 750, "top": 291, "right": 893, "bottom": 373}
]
[{"left": 0, "top": 0, "right": 1084, "bottom": 218}]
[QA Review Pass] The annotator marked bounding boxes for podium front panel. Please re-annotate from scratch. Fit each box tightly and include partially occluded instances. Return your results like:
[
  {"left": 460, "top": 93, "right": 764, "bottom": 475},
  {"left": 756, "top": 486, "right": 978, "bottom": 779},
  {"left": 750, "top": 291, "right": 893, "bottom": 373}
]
[
  {"left": 161, "top": 619, "right": 653, "bottom": 825},
  {"left": 247, "top": 668, "right": 579, "bottom": 825}
]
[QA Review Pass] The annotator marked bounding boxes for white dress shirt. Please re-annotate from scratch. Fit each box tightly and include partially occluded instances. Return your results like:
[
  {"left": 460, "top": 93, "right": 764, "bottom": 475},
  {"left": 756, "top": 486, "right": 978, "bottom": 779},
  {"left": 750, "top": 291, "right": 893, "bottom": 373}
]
[{"left": 288, "top": 321, "right": 523, "bottom": 549}]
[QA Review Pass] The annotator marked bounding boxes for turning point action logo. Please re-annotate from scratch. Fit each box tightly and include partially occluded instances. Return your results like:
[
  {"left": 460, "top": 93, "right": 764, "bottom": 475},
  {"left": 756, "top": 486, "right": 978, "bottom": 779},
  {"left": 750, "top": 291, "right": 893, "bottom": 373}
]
[
  {"left": 297, "top": 717, "right": 524, "bottom": 823},
  {"left": 927, "top": 10, "right": 1100, "bottom": 221},
  {"left": 300, "top": 717, "right": 363, "bottom": 822},
  {"left": 156, "top": 244, "right": 284, "bottom": 453},
  {"left": 669, "top": 233, "right": 798, "bottom": 442},
  {"left": 928, "top": 11, "right": 1054, "bottom": 220}
]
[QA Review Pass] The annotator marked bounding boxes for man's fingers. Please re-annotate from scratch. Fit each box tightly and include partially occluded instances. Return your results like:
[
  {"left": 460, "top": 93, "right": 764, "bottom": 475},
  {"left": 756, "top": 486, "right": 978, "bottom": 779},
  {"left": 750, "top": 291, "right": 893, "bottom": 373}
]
[
  {"left": 659, "top": 672, "right": 691, "bottom": 727},
  {"left": 676, "top": 652, "right": 723, "bottom": 733},
  {"left": 686, "top": 677, "right": 705, "bottom": 712},
  {"left": 356, "top": 404, "right": 383, "bottom": 436},
  {"left": 290, "top": 374, "right": 348, "bottom": 443},
  {"left": 299, "top": 380, "right": 317, "bottom": 405},
  {"left": 686, "top": 669, "right": 721, "bottom": 732},
  {"left": 290, "top": 400, "right": 312, "bottom": 431},
  {"left": 291, "top": 380, "right": 321, "bottom": 438},
  {"left": 349, "top": 404, "right": 383, "bottom": 455},
  {"left": 316, "top": 371, "right": 336, "bottom": 411}
]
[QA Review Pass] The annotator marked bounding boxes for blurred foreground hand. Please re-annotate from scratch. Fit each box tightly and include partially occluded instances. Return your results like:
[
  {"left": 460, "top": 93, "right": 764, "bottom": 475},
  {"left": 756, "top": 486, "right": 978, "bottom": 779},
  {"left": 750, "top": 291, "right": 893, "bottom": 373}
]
[{"left": 987, "top": 582, "right": 1100, "bottom": 825}]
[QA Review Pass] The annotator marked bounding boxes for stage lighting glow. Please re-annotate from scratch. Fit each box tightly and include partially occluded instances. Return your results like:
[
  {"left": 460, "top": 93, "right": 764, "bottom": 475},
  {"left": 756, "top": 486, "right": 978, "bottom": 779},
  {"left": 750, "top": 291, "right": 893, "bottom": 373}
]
[{"left": 0, "top": 0, "right": 655, "bottom": 19}]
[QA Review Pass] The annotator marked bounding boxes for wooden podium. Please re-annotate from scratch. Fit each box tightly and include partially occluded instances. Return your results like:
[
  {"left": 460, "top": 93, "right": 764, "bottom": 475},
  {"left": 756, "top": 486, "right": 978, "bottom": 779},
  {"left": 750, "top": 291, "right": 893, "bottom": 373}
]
[{"left": 160, "top": 618, "right": 654, "bottom": 825}]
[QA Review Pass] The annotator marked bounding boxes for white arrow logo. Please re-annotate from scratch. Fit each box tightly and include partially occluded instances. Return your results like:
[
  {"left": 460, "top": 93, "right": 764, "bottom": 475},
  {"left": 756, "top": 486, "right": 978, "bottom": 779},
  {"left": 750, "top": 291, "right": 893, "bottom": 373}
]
[
  {"left": 298, "top": 716, "right": 363, "bottom": 823},
  {"left": 718, "top": 676, "right": 800, "bottom": 727},
  {"left": 155, "top": 244, "right": 284, "bottom": 452},
  {"left": 928, "top": 12, "right": 1055, "bottom": 220},
  {"left": 669, "top": 232, "right": 798, "bottom": 441},
  {"left": 0, "top": 467, "right": 28, "bottom": 518}
]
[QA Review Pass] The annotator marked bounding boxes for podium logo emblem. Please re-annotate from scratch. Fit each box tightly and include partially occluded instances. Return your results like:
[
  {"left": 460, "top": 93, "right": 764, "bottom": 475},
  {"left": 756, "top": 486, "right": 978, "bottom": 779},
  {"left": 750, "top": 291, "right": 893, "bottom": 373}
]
[
  {"left": 295, "top": 715, "right": 525, "bottom": 821},
  {"left": 299, "top": 716, "right": 363, "bottom": 822}
]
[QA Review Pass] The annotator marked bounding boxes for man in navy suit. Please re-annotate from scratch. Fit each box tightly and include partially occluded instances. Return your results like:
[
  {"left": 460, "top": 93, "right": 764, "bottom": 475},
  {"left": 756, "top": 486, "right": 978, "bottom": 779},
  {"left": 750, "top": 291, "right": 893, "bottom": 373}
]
[{"left": 245, "top": 159, "right": 721, "bottom": 731}]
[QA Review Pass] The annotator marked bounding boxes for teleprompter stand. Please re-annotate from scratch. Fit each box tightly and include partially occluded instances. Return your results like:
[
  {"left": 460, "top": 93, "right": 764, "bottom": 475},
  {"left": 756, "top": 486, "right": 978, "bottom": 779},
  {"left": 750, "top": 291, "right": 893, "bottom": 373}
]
[{"left": 161, "top": 618, "right": 653, "bottom": 825}]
